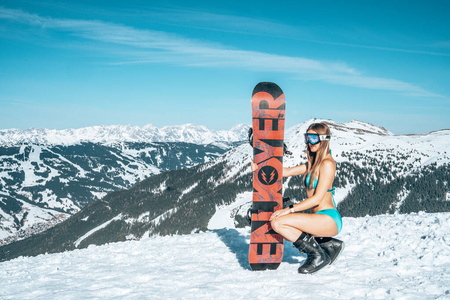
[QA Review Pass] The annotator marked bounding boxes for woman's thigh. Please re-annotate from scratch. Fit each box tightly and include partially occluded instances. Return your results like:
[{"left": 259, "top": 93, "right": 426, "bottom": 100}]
[{"left": 272, "top": 213, "right": 338, "bottom": 240}]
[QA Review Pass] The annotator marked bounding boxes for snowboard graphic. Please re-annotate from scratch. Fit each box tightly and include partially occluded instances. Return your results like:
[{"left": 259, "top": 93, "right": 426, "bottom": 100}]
[{"left": 249, "top": 82, "right": 285, "bottom": 271}]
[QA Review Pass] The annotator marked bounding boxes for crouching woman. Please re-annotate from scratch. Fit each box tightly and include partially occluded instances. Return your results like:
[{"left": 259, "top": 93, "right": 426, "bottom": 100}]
[{"left": 252, "top": 122, "right": 344, "bottom": 274}]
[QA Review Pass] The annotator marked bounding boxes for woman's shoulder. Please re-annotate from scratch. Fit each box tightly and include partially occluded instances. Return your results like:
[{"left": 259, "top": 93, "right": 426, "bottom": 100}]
[{"left": 320, "top": 156, "right": 336, "bottom": 171}]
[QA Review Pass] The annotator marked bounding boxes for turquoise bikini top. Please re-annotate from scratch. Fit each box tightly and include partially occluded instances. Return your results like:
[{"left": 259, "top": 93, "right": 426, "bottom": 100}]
[
  {"left": 304, "top": 149, "right": 336, "bottom": 207},
  {"left": 305, "top": 172, "right": 318, "bottom": 189}
]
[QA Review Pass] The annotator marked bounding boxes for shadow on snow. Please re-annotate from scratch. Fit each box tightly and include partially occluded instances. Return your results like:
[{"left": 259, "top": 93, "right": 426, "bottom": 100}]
[{"left": 212, "top": 228, "right": 304, "bottom": 271}]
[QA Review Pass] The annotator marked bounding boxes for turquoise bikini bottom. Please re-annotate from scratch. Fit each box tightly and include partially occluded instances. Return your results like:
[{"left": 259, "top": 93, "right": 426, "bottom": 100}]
[{"left": 316, "top": 209, "right": 342, "bottom": 234}]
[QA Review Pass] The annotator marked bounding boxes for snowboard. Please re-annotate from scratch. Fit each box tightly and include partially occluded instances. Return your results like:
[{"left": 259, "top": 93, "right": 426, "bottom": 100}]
[{"left": 249, "top": 82, "right": 285, "bottom": 271}]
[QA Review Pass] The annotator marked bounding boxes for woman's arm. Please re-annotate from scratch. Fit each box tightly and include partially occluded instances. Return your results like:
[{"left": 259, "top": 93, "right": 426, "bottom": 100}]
[
  {"left": 282, "top": 164, "right": 307, "bottom": 178},
  {"left": 251, "top": 161, "right": 307, "bottom": 178}
]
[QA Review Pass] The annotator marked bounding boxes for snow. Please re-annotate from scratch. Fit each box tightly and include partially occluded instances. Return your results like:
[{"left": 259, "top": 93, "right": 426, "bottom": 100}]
[
  {"left": 20, "top": 145, "right": 44, "bottom": 187},
  {"left": 342, "top": 120, "right": 393, "bottom": 135},
  {"left": 1, "top": 212, "right": 449, "bottom": 299},
  {"left": 0, "top": 123, "right": 250, "bottom": 146},
  {"left": 208, "top": 192, "right": 252, "bottom": 229},
  {"left": 45, "top": 147, "right": 87, "bottom": 178},
  {"left": 90, "top": 191, "right": 108, "bottom": 200},
  {"left": 74, "top": 214, "right": 123, "bottom": 248},
  {"left": 178, "top": 182, "right": 200, "bottom": 201},
  {"left": 148, "top": 208, "right": 178, "bottom": 228},
  {"left": 333, "top": 184, "right": 356, "bottom": 206}
]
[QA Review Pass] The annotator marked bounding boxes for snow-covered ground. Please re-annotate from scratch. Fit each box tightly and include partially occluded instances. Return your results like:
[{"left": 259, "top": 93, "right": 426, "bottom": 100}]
[{"left": 1, "top": 212, "right": 449, "bottom": 299}]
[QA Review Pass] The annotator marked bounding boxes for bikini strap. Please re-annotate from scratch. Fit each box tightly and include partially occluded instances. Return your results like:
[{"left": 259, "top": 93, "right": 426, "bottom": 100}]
[{"left": 327, "top": 186, "right": 337, "bottom": 207}]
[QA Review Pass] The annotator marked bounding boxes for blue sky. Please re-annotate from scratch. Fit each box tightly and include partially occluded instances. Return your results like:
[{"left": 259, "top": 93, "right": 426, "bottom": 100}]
[{"left": 0, "top": 0, "right": 449, "bottom": 134}]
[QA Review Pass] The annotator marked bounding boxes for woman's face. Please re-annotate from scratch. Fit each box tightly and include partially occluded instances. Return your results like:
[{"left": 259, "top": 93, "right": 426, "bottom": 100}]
[{"left": 307, "top": 129, "right": 321, "bottom": 152}]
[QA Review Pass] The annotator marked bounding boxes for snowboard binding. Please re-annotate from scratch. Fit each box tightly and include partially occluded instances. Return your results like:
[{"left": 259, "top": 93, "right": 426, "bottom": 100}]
[
  {"left": 248, "top": 128, "right": 292, "bottom": 156},
  {"left": 246, "top": 197, "right": 292, "bottom": 225}
]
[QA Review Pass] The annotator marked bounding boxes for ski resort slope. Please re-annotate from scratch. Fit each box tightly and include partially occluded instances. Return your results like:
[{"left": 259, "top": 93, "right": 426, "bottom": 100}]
[{"left": 1, "top": 213, "right": 449, "bottom": 299}]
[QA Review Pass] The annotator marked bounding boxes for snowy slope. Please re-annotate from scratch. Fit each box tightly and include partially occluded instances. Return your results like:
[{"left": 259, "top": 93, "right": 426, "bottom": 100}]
[
  {"left": 1, "top": 212, "right": 448, "bottom": 299},
  {"left": 208, "top": 118, "right": 450, "bottom": 208},
  {"left": 212, "top": 118, "right": 450, "bottom": 184},
  {"left": 0, "top": 122, "right": 250, "bottom": 244}
]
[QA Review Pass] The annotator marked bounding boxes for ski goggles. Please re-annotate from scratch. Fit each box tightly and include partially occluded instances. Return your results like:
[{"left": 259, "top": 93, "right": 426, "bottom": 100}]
[{"left": 304, "top": 133, "right": 331, "bottom": 145}]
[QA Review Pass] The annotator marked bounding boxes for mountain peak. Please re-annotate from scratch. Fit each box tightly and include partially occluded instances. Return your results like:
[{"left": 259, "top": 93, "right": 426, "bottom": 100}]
[{"left": 342, "top": 120, "right": 393, "bottom": 136}]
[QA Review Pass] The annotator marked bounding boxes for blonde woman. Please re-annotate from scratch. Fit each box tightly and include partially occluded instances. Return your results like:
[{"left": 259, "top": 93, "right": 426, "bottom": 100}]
[{"left": 251, "top": 122, "right": 344, "bottom": 274}]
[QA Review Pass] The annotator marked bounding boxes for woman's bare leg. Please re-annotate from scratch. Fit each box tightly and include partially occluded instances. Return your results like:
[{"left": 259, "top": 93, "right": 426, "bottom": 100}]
[{"left": 270, "top": 213, "right": 338, "bottom": 242}]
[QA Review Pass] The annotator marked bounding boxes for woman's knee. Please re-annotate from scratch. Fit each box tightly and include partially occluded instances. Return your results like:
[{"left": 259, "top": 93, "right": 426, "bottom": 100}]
[{"left": 270, "top": 218, "right": 283, "bottom": 233}]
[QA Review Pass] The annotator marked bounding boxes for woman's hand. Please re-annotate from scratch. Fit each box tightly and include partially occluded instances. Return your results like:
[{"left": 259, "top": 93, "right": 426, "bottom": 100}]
[
  {"left": 269, "top": 208, "right": 290, "bottom": 221},
  {"left": 251, "top": 160, "right": 258, "bottom": 172}
]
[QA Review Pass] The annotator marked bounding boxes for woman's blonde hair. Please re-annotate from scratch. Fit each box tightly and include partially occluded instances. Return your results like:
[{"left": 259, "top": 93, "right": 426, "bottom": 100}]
[{"left": 304, "top": 122, "right": 331, "bottom": 189}]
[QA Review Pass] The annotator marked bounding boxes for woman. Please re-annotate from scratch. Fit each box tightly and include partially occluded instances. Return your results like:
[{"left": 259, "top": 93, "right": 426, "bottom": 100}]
[{"left": 251, "top": 122, "right": 344, "bottom": 274}]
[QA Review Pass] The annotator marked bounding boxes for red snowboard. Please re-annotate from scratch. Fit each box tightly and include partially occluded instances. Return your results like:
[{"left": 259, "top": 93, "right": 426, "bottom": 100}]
[{"left": 249, "top": 82, "right": 285, "bottom": 271}]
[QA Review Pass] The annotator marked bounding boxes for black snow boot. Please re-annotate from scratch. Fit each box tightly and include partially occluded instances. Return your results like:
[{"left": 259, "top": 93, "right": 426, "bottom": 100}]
[
  {"left": 293, "top": 233, "right": 330, "bottom": 274},
  {"left": 315, "top": 237, "right": 345, "bottom": 265}
]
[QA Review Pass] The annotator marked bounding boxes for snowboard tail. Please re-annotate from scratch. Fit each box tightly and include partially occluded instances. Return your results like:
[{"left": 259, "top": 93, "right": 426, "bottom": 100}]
[{"left": 249, "top": 82, "right": 285, "bottom": 271}]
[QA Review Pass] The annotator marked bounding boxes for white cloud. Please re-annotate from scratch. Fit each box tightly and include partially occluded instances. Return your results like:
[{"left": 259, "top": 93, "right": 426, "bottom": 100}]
[{"left": 0, "top": 6, "right": 443, "bottom": 98}]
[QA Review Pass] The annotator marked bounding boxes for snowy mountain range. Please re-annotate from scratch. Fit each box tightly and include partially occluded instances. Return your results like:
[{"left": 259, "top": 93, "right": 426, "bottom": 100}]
[
  {"left": 0, "top": 123, "right": 250, "bottom": 146},
  {"left": 1, "top": 119, "right": 449, "bottom": 262},
  {"left": 0, "top": 124, "right": 250, "bottom": 244}
]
